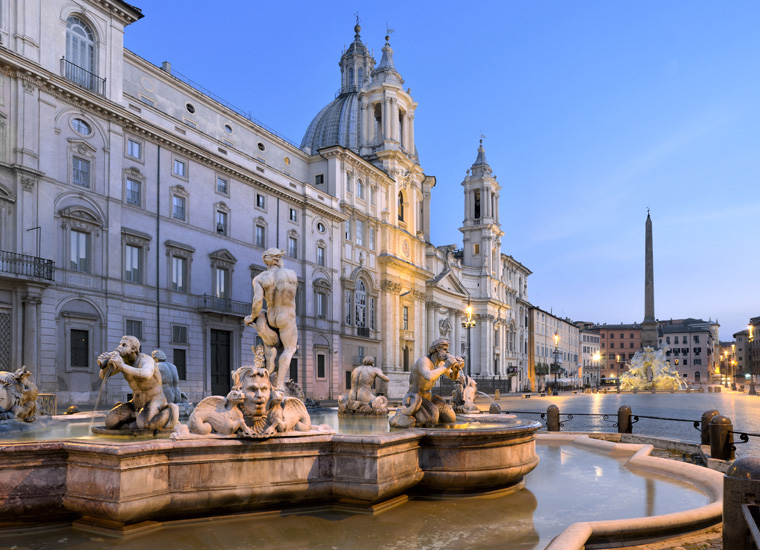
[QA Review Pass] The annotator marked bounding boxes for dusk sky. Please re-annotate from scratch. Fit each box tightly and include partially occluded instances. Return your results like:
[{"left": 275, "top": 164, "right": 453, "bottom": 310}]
[{"left": 124, "top": 1, "right": 760, "bottom": 338}]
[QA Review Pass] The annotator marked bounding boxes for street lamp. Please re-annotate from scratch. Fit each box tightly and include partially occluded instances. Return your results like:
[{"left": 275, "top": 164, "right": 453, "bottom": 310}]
[
  {"left": 732, "top": 343, "right": 737, "bottom": 391},
  {"left": 616, "top": 355, "right": 622, "bottom": 391},
  {"left": 553, "top": 332, "right": 560, "bottom": 395},
  {"left": 592, "top": 351, "right": 601, "bottom": 389},
  {"left": 723, "top": 352, "right": 729, "bottom": 388},
  {"left": 461, "top": 301, "right": 476, "bottom": 377}
]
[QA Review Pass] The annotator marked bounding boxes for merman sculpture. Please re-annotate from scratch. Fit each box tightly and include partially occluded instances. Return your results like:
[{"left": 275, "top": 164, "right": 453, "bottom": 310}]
[{"left": 338, "top": 356, "right": 390, "bottom": 415}]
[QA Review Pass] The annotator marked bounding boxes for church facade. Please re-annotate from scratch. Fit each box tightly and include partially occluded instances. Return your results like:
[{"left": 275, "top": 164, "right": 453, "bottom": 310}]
[{"left": 0, "top": 0, "right": 531, "bottom": 404}]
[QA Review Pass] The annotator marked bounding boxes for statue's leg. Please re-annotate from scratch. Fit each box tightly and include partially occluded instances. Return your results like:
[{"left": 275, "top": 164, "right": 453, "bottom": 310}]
[
  {"left": 254, "top": 314, "right": 280, "bottom": 373},
  {"left": 275, "top": 323, "right": 298, "bottom": 390},
  {"left": 105, "top": 402, "right": 135, "bottom": 430}
]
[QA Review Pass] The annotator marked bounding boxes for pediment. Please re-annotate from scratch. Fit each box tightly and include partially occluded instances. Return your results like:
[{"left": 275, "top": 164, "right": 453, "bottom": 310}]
[
  {"left": 209, "top": 249, "right": 237, "bottom": 264},
  {"left": 427, "top": 268, "right": 468, "bottom": 296},
  {"left": 59, "top": 206, "right": 103, "bottom": 226}
]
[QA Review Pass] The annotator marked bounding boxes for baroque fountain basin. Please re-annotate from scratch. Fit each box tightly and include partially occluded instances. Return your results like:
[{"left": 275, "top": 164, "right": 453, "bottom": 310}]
[{"left": 0, "top": 418, "right": 541, "bottom": 533}]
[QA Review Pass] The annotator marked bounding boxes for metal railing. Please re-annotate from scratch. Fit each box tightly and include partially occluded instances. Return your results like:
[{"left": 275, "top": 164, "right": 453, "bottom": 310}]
[
  {"left": 61, "top": 58, "right": 106, "bottom": 95},
  {"left": 435, "top": 375, "right": 513, "bottom": 395},
  {"left": 0, "top": 250, "right": 55, "bottom": 281},
  {"left": 195, "top": 295, "right": 250, "bottom": 317}
]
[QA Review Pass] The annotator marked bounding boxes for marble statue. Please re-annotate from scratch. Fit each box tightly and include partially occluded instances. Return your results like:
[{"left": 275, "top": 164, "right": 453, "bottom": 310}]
[
  {"left": 152, "top": 349, "right": 193, "bottom": 415},
  {"left": 0, "top": 366, "right": 38, "bottom": 422},
  {"left": 187, "top": 389, "right": 253, "bottom": 436},
  {"left": 452, "top": 372, "right": 479, "bottom": 414},
  {"left": 98, "top": 336, "right": 179, "bottom": 431},
  {"left": 338, "top": 356, "right": 390, "bottom": 415},
  {"left": 389, "top": 338, "right": 464, "bottom": 428},
  {"left": 244, "top": 248, "right": 298, "bottom": 390},
  {"left": 619, "top": 346, "right": 687, "bottom": 392}
]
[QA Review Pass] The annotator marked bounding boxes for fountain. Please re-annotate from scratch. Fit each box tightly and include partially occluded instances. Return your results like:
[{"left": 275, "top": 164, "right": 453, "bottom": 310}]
[{"left": 619, "top": 346, "right": 687, "bottom": 391}]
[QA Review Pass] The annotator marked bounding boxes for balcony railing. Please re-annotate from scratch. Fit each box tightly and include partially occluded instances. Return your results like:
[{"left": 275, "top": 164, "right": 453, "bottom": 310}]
[
  {"left": 0, "top": 250, "right": 55, "bottom": 281},
  {"left": 61, "top": 57, "right": 106, "bottom": 95},
  {"left": 356, "top": 327, "right": 370, "bottom": 338},
  {"left": 195, "top": 295, "right": 250, "bottom": 317}
]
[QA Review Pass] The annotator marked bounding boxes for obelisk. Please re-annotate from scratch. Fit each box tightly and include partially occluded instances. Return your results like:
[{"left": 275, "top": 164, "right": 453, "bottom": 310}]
[{"left": 641, "top": 209, "right": 658, "bottom": 348}]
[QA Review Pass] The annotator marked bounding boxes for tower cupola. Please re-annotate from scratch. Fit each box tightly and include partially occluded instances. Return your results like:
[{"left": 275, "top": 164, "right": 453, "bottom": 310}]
[{"left": 339, "top": 23, "right": 375, "bottom": 94}]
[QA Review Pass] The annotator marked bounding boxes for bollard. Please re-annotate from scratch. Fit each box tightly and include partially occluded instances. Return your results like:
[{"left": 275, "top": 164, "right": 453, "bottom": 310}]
[
  {"left": 723, "top": 457, "right": 760, "bottom": 549},
  {"left": 708, "top": 386, "right": 713, "bottom": 393},
  {"left": 618, "top": 405, "right": 632, "bottom": 434},
  {"left": 494, "top": 389, "right": 500, "bottom": 400},
  {"left": 546, "top": 404, "right": 560, "bottom": 431},
  {"left": 709, "top": 415, "right": 735, "bottom": 461},
  {"left": 700, "top": 409, "right": 720, "bottom": 445}
]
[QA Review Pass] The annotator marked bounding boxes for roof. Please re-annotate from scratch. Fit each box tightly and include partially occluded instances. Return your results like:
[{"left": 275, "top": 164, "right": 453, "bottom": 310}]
[{"left": 300, "top": 93, "right": 360, "bottom": 154}]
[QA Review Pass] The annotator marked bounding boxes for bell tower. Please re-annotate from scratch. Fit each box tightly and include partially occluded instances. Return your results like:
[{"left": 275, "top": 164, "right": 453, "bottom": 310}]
[{"left": 460, "top": 140, "right": 504, "bottom": 282}]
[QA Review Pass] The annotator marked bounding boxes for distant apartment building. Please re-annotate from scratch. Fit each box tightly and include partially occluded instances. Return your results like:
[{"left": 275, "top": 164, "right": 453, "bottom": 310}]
[
  {"left": 528, "top": 307, "right": 579, "bottom": 391},
  {"left": 750, "top": 316, "right": 760, "bottom": 379},
  {"left": 580, "top": 329, "right": 601, "bottom": 387},
  {"left": 597, "top": 324, "right": 642, "bottom": 383},
  {"left": 734, "top": 329, "right": 751, "bottom": 375},
  {"left": 658, "top": 323, "right": 713, "bottom": 384}
]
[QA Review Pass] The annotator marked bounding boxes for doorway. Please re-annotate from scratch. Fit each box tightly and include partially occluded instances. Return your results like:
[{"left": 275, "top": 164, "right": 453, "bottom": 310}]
[{"left": 210, "top": 329, "right": 231, "bottom": 395}]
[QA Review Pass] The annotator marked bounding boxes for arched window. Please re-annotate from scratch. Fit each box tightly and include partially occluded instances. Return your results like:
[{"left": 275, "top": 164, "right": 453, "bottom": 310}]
[
  {"left": 358, "top": 68, "right": 364, "bottom": 86},
  {"left": 398, "top": 191, "right": 404, "bottom": 222},
  {"left": 355, "top": 280, "right": 366, "bottom": 329},
  {"left": 66, "top": 16, "right": 95, "bottom": 73},
  {"left": 348, "top": 68, "right": 354, "bottom": 88}
]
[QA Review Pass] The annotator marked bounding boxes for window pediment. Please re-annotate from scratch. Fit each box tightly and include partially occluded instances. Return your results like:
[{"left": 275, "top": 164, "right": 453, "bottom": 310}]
[
  {"left": 125, "top": 166, "right": 144, "bottom": 178},
  {"left": 121, "top": 227, "right": 152, "bottom": 247},
  {"left": 68, "top": 139, "right": 96, "bottom": 158},
  {"left": 210, "top": 248, "right": 237, "bottom": 269},
  {"left": 60, "top": 206, "right": 103, "bottom": 229},
  {"left": 165, "top": 240, "right": 195, "bottom": 257},
  {"left": 170, "top": 184, "right": 188, "bottom": 197}
]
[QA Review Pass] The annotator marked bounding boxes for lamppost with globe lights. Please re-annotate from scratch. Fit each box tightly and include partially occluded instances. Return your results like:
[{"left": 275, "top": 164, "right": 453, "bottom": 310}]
[{"left": 461, "top": 301, "right": 476, "bottom": 377}]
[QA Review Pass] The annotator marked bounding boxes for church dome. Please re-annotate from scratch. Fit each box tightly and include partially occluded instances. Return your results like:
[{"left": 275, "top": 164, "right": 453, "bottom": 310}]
[{"left": 300, "top": 91, "right": 360, "bottom": 154}]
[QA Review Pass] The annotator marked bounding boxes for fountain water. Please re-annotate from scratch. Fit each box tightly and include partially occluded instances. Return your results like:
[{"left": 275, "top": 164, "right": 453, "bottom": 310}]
[{"left": 619, "top": 346, "right": 687, "bottom": 391}]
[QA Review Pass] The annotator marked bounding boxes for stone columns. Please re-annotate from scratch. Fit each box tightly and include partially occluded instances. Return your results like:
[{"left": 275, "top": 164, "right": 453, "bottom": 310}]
[
  {"left": 408, "top": 114, "right": 415, "bottom": 154},
  {"left": 22, "top": 294, "right": 41, "bottom": 375},
  {"left": 382, "top": 97, "right": 391, "bottom": 141}
]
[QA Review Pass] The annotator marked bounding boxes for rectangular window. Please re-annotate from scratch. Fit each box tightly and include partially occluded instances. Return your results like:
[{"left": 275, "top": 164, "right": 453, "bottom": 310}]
[
  {"left": 694, "top": 335, "right": 700, "bottom": 343},
  {"left": 172, "top": 325, "right": 188, "bottom": 344},
  {"left": 125, "top": 244, "right": 142, "bottom": 283},
  {"left": 356, "top": 219, "right": 364, "bottom": 247},
  {"left": 315, "top": 174, "right": 324, "bottom": 186},
  {"left": 346, "top": 177, "right": 352, "bottom": 193},
  {"left": 217, "top": 176, "right": 228, "bottom": 194},
  {"left": 369, "top": 226, "right": 375, "bottom": 250},
  {"left": 139, "top": 96, "right": 156, "bottom": 108},
  {"left": 674, "top": 336, "right": 679, "bottom": 344},
  {"left": 357, "top": 180, "right": 365, "bottom": 200},
  {"left": 317, "top": 246, "right": 325, "bottom": 266},
  {"left": 70, "top": 329, "right": 89, "bottom": 368},
  {"left": 403, "top": 306, "right": 409, "bottom": 331},
  {"left": 317, "top": 354, "right": 326, "bottom": 379},
  {"left": 345, "top": 221, "right": 351, "bottom": 241},
  {"left": 215, "top": 267, "right": 229, "bottom": 299},
  {"left": 288, "top": 236, "right": 298, "bottom": 258},
  {"left": 171, "top": 256, "right": 187, "bottom": 292},
  {"left": 317, "top": 292, "right": 327, "bottom": 319},
  {"left": 256, "top": 194, "right": 266, "bottom": 209},
  {"left": 173, "top": 159, "right": 186, "bottom": 177},
  {"left": 369, "top": 298, "right": 375, "bottom": 330},
  {"left": 172, "top": 195, "right": 186, "bottom": 220},
  {"left": 216, "top": 211, "right": 228, "bottom": 235},
  {"left": 289, "top": 208, "right": 297, "bottom": 222},
  {"left": 255, "top": 225, "right": 266, "bottom": 248},
  {"left": 473, "top": 243, "right": 480, "bottom": 255},
  {"left": 289, "top": 358, "right": 298, "bottom": 383},
  {"left": 127, "top": 139, "right": 142, "bottom": 160},
  {"left": 126, "top": 319, "right": 143, "bottom": 340},
  {"left": 173, "top": 348, "right": 187, "bottom": 380},
  {"left": 345, "top": 290, "right": 352, "bottom": 325},
  {"left": 72, "top": 157, "right": 90, "bottom": 188},
  {"left": 70, "top": 230, "right": 89, "bottom": 272},
  {"left": 126, "top": 178, "right": 141, "bottom": 205},
  {"left": 370, "top": 186, "right": 375, "bottom": 205}
]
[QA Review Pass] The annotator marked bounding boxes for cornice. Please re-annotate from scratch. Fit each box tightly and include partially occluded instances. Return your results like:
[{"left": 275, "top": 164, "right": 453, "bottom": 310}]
[{"left": 0, "top": 48, "right": 348, "bottom": 223}]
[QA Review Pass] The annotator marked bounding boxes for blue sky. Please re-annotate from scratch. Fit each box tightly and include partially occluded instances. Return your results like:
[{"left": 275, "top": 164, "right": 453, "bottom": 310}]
[{"left": 124, "top": 1, "right": 760, "bottom": 338}]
